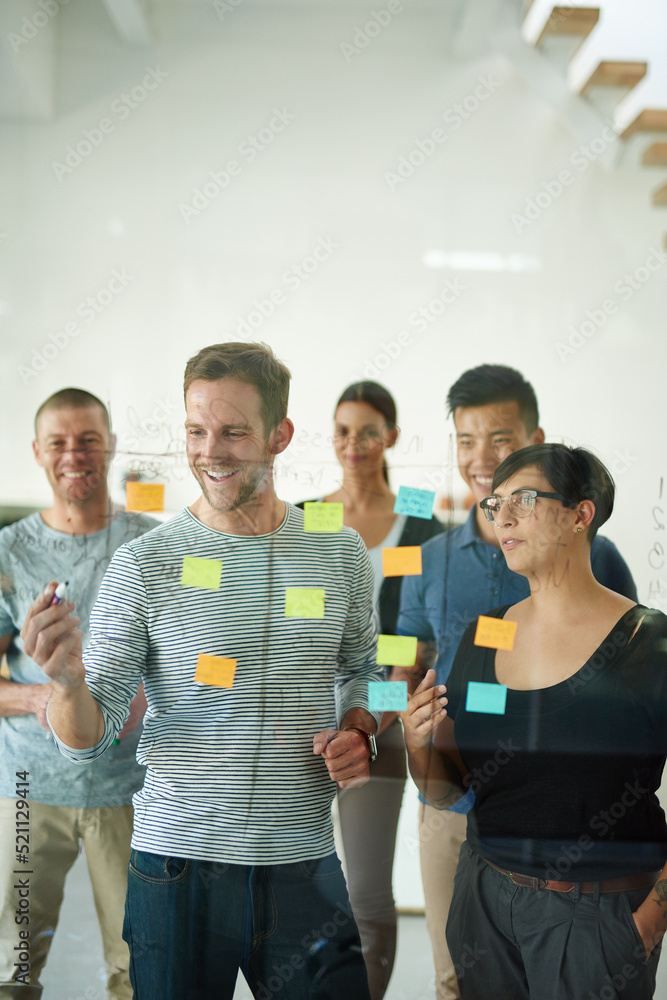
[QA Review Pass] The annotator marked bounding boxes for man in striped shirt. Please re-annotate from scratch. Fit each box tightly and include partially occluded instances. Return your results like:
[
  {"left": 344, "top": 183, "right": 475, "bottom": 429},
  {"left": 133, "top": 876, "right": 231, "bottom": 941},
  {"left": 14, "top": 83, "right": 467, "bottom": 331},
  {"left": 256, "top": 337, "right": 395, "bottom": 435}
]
[{"left": 22, "top": 343, "right": 383, "bottom": 1000}]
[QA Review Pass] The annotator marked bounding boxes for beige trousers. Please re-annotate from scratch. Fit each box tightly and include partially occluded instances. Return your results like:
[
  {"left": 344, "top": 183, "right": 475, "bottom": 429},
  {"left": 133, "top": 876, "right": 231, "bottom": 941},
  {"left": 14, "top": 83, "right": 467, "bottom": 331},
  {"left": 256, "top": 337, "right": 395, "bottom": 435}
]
[
  {"left": 0, "top": 798, "right": 133, "bottom": 999},
  {"left": 418, "top": 802, "right": 467, "bottom": 1000}
]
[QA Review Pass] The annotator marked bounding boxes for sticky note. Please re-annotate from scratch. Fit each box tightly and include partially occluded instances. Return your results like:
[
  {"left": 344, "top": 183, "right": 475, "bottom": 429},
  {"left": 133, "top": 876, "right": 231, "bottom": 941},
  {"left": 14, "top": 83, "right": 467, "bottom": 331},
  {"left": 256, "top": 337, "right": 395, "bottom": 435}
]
[
  {"left": 376, "top": 634, "right": 418, "bottom": 667},
  {"left": 303, "top": 502, "right": 344, "bottom": 533},
  {"left": 466, "top": 681, "right": 507, "bottom": 715},
  {"left": 125, "top": 482, "right": 165, "bottom": 512},
  {"left": 180, "top": 556, "right": 222, "bottom": 591},
  {"left": 285, "top": 588, "right": 325, "bottom": 619},
  {"left": 382, "top": 546, "right": 422, "bottom": 577},
  {"left": 394, "top": 486, "right": 435, "bottom": 520},
  {"left": 194, "top": 654, "right": 236, "bottom": 688},
  {"left": 474, "top": 615, "right": 518, "bottom": 651},
  {"left": 368, "top": 681, "right": 408, "bottom": 712}
]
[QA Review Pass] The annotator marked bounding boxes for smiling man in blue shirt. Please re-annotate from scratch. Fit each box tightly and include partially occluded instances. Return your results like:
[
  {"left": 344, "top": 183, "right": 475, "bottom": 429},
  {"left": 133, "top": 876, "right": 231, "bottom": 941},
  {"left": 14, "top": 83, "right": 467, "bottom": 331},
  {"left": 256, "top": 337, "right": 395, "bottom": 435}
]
[{"left": 396, "top": 364, "right": 636, "bottom": 1000}]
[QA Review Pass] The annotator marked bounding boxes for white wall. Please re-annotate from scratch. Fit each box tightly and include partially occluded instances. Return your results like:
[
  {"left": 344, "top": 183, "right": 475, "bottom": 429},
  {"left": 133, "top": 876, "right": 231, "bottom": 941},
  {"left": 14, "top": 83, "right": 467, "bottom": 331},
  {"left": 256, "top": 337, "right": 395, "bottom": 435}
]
[
  {"left": 1, "top": 0, "right": 667, "bottom": 911},
  {"left": 1, "top": 0, "right": 665, "bottom": 610}
]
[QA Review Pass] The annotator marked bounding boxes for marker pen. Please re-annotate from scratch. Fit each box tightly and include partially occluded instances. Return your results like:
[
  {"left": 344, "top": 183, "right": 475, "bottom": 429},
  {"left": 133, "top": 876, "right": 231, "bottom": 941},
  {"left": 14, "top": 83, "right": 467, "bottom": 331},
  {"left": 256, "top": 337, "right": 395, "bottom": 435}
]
[{"left": 49, "top": 581, "right": 69, "bottom": 607}]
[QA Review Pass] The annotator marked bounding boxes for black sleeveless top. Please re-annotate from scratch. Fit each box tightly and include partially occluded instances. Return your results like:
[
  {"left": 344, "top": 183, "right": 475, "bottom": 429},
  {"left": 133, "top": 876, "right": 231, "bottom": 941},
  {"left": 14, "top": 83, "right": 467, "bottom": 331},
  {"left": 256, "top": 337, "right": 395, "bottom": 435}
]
[{"left": 446, "top": 604, "right": 667, "bottom": 880}]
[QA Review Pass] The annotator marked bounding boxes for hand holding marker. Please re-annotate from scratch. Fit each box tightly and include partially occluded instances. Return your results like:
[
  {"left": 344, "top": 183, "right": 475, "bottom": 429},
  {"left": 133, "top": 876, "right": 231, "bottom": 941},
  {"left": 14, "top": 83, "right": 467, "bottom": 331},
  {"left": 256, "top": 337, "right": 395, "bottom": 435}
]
[
  {"left": 44, "top": 582, "right": 69, "bottom": 737},
  {"left": 49, "top": 580, "right": 69, "bottom": 606},
  {"left": 47, "top": 582, "right": 120, "bottom": 744}
]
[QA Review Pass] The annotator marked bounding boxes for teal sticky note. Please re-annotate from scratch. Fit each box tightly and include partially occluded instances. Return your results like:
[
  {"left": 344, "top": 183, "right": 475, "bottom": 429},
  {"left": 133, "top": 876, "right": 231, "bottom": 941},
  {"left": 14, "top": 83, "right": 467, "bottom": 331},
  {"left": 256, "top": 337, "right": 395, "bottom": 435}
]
[
  {"left": 394, "top": 486, "right": 435, "bottom": 520},
  {"left": 368, "top": 681, "right": 408, "bottom": 712},
  {"left": 465, "top": 681, "right": 507, "bottom": 715}
]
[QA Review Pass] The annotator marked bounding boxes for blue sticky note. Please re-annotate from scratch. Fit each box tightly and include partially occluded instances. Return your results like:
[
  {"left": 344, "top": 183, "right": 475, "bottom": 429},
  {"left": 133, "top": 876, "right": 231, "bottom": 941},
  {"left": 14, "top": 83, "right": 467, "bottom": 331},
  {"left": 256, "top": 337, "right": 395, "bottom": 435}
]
[
  {"left": 465, "top": 681, "right": 507, "bottom": 715},
  {"left": 394, "top": 486, "right": 435, "bottom": 520},
  {"left": 368, "top": 681, "right": 408, "bottom": 712}
]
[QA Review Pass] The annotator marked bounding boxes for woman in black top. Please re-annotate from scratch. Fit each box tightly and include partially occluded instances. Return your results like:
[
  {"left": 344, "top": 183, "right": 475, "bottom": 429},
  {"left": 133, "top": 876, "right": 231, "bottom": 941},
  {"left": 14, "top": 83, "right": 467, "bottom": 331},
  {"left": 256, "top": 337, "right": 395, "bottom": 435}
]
[
  {"left": 401, "top": 443, "right": 667, "bottom": 999},
  {"left": 299, "top": 381, "right": 443, "bottom": 1000}
]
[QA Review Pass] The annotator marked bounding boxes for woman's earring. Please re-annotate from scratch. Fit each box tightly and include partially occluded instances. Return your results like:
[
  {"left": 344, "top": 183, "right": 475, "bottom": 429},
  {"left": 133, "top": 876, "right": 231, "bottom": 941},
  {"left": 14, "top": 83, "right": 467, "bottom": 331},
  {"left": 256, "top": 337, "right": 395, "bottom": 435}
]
[{"left": 576, "top": 527, "right": 582, "bottom": 533}]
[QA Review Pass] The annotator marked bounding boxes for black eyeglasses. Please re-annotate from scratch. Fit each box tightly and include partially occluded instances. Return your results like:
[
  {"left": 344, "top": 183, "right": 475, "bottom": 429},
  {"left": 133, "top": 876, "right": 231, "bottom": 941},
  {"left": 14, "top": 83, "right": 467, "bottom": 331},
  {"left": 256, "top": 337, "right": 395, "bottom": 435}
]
[{"left": 480, "top": 489, "right": 577, "bottom": 522}]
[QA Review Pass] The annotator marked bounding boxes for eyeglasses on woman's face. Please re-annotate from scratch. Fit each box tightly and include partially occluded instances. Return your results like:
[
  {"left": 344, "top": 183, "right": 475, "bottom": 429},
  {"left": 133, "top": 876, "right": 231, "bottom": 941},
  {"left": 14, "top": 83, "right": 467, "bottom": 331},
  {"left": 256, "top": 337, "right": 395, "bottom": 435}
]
[{"left": 480, "top": 489, "right": 577, "bottom": 523}]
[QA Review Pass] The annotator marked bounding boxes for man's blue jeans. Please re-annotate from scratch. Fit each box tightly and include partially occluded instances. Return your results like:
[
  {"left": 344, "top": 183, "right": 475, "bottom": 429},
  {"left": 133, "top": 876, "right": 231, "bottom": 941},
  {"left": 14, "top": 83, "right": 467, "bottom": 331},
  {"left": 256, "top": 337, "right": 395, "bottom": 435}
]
[{"left": 123, "top": 849, "right": 371, "bottom": 1000}]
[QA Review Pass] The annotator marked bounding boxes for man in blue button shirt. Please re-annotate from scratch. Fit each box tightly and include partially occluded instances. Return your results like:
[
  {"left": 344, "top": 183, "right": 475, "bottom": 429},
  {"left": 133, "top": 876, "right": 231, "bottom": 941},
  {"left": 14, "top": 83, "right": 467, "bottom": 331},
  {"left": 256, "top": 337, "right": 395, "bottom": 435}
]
[{"left": 395, "top": 364, "right": 636, "bottom": 1000}]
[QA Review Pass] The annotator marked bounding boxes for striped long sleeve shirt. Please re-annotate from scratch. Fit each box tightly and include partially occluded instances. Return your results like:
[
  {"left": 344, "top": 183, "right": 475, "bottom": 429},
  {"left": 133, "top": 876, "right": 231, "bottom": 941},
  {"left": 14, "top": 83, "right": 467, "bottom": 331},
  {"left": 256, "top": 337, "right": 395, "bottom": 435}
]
[{"left": 54, "top": 504, "right": 383, "bottom": 864}]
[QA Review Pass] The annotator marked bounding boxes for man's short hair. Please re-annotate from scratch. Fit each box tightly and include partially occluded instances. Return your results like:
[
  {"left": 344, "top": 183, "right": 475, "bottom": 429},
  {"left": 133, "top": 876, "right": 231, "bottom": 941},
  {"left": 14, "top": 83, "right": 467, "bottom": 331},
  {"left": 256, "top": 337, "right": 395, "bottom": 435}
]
[
  {"left": 34, "top": 388, "right": 111, "bottom": 436},
  {"left": 183, "top": 342, "right": 291, "bottom": 435},
  {"left": 446, "top": 364, "right": 539, "bottom": 435}
]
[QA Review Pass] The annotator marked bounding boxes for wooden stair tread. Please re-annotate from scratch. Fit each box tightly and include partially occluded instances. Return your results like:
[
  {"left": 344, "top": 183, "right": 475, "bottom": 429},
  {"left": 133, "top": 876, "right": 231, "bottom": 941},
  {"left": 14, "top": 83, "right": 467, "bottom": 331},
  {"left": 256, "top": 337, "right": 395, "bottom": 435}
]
[
  {"left": 652, "top": 184, "right": 667, "bottom": 207},
  {"left": 622, "top": 110, "right": 667, "bottom": 140},
  {"left": 642, "top": 143, "right": 667, "bottom": 167},
  {"left": 537, "top": 6, "right": 599, "bottom": 44},
  {"left": 581, "top": 60, "right": 647, "bottom": 95}
]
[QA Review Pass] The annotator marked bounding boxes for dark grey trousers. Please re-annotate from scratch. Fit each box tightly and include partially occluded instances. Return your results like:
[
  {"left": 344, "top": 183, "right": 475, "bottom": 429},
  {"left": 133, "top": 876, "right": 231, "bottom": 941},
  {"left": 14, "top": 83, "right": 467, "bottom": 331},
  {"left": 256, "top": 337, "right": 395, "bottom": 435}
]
[{"left": 446, "top": 842, "right": 663, "bottom": 1000}]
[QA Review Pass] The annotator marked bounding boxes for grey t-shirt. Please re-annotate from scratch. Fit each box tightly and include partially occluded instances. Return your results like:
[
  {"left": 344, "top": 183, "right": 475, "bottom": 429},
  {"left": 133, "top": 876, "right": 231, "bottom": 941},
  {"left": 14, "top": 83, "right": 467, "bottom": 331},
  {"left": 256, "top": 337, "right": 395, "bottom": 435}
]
[{"left": 0, "top": 510, "right": 157, "bottom": 806}]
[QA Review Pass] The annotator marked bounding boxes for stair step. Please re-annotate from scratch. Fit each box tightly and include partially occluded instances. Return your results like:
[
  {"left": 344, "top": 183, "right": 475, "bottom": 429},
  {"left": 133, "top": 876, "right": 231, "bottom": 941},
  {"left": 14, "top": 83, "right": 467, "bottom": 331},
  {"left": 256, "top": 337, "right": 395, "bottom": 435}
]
[
  {"left": 652, "top": 184, "right": 667, "bottom": 207},
  {"left": 641, "top": 142, "right": 667, "bottom": 167},
  {"left": 580, "top": 60, "right": 647, "bottom": 95},
  {"left": 536, "top": 6, "right": 599, "bottom": 45}
]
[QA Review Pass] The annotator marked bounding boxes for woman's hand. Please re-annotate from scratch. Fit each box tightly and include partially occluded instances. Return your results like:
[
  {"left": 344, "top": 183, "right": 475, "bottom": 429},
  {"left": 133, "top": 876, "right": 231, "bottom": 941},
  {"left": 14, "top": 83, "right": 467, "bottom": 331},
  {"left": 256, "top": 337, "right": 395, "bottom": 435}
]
[
  {"left": 632, "top": 887, "right": 667, "bottom": 960},
  {"left": 400, "top": 668, "right": 447, "bottom": 753}
]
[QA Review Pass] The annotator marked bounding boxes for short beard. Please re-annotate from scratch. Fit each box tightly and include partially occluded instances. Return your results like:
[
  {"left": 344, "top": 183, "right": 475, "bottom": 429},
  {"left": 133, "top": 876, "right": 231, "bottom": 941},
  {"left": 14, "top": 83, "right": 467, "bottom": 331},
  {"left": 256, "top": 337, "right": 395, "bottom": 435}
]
[{"left": 198, "top": 455, "right": 272, "bottom": 513}]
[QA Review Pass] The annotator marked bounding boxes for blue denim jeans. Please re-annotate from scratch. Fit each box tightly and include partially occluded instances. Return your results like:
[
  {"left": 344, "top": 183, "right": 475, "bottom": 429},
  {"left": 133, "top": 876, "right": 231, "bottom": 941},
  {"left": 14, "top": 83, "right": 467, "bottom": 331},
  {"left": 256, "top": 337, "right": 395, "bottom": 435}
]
[{"left": 123, "top": 849, "right": 371, "bottom": 1000}]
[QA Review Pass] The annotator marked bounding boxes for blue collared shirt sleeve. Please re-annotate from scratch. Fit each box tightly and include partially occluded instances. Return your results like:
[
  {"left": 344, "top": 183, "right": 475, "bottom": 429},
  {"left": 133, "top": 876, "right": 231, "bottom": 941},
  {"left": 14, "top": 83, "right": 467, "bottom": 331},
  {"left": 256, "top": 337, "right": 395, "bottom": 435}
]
[
  {"left": 591, "top": 535, "right": 637, "bottom": 601},
  {"left": 397, "top": 568, "right": 435, "bottom": 641},
  {"left": 335, "top": 533, "right": 384, "bottom": 729}
]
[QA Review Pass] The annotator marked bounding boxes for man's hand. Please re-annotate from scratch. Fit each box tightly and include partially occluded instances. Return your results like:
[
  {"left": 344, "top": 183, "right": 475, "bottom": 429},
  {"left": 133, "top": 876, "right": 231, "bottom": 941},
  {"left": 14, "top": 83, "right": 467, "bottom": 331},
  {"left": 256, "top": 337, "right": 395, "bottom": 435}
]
[
  {"left": 313, "top": 729, "right": 370, "bottom": 789},
  {"left": 0, "top": 676, "right": 54, "bottom": 729},
  {"left": 400, "top": 669, "right": 447, "bottom": 753},
  {"left": 20, "top": 582, "right": 84, "bottom": 690},
  {"left": 30, "top": 682, "right": 54, "bottom": 730}
]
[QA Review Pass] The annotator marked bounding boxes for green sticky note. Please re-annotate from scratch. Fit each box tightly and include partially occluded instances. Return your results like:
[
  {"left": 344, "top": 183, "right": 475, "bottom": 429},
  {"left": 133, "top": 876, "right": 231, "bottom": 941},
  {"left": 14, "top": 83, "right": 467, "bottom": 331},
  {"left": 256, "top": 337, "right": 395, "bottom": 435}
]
[
  {"left": 285, "top": 588, "right": 325, "bottom": 619},
  {"left": 303, "top": 502, "right": 344, "bottom": 533},
  {"left": 368, "top": 681, "right": 408, "bottom": 711},
  {"left": 465, "top": 681, "right": 507, "bottom": 715},
  {"left": 376, "top": 634, "right": 418, "bottom": 667},
  {"left": 180, "top": 556, "right": 222, "bottom": 591}
]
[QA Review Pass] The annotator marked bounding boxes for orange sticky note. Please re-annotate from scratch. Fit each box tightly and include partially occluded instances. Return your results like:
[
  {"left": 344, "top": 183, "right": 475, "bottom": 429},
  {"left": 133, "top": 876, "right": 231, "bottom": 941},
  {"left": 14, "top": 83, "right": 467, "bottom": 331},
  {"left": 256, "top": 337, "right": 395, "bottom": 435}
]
[
  {"left": 125, "top": 482, "right": 165, "bottom": 512},
  {"left": 194, "top": 654, "right": 237, "bottom": 688},
  {"left": 474, "top": 616, "right": 518, "bottom": 651},
  {"left": 382, "top": 546, "right": 422, "bottom": 577}
]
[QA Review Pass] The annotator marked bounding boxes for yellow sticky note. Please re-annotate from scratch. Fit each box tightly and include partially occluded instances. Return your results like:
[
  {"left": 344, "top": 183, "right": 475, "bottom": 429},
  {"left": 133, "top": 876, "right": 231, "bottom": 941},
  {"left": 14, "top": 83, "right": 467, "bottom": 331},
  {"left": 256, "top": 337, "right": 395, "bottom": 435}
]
[
  {"left": 382, "top": 546, "right": 422, "bottom": 577},
  {"left": 285, "top": 588, "right": 325, "bottom": 618},
  {"left": 181, "top": 556, "right": 222, "bottom": 591},
  {"left": 303, "top": 502, "right": 344, "bottom": 533},
  {"left": 194, "top": 654, "right": 236, "bottom": 688},
  {"left": 474, "top": 615, "right": 518, "bottom": 651},
  {"left": 376, "top": 634, "right": 418, "bottom": 667},
  {"left": 125, "top": 482, "right": 165, "bottom": 512}
]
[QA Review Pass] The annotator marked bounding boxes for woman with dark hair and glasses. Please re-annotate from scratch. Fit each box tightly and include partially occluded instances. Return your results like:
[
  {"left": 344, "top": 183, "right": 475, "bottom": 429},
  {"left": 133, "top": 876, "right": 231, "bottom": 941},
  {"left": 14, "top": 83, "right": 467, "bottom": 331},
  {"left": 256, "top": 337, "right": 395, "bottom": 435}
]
[
  {"left": 401, "top": 443, "right": 667, "bottom": 999},
  {"left": 299, "top": 381, "right": 444, "bottom": 999}
]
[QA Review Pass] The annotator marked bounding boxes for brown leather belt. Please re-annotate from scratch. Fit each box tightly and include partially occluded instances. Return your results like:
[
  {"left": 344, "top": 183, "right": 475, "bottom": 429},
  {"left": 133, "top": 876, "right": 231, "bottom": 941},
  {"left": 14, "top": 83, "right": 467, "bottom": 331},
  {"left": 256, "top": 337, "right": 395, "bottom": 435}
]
[{"left": 481, "top": 856, "right": 661, "bottom": 894}]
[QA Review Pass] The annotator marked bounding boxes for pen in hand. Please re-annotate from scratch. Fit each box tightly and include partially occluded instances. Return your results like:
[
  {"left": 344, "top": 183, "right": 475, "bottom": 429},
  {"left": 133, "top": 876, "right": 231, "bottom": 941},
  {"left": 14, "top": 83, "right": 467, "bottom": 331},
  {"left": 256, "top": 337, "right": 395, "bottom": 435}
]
[{"left": 45, "top": 581, "right": 70, "bottom": 737}]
